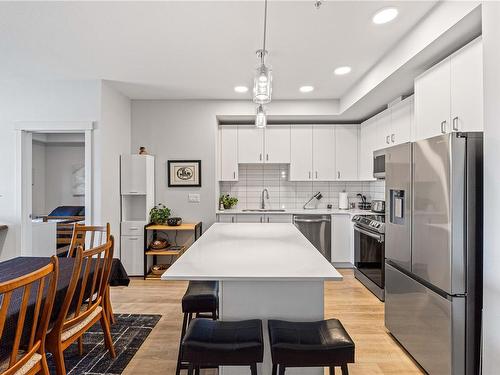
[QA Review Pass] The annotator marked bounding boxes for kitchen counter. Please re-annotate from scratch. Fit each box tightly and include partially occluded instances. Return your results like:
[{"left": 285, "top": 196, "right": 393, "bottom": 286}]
[
  {"left": 162, "top": 223, "right": 341, "bottom": 375},
  {"left": 216, "top": 208, "right": 373, "bottom": 216},
  {"left": 162, "top": 223, "right": 342, "bottom": 281}
]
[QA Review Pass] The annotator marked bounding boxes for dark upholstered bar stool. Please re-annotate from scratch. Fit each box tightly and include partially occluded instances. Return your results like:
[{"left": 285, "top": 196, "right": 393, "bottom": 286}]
[
  {"left": 182, "top": 319, "right": 264, "bottom": 375},
  {"left": 176, "top": 281, "right": 219, "bottom": 375},
  {"left": 268, "top": 319, "right": 355, "bottom": 375}
]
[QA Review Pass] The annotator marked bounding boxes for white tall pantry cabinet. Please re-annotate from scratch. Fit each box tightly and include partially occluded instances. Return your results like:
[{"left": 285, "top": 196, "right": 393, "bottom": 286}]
[{"left": 120, "top": 154, "right": 155, "bottom": 276}]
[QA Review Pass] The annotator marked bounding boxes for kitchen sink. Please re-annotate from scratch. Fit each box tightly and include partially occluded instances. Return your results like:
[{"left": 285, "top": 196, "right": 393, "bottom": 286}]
[{"left": 242, "top": 209, "right": 286, "bottom": 212}]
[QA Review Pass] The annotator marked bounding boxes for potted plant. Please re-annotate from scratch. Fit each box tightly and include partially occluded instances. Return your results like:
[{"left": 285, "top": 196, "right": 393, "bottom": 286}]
[
  {"left": 219, "top": 194, "right": 238, "bottom": 210},
  {"left": 149, "top": 203, "right": 171, "bottom": 225}
]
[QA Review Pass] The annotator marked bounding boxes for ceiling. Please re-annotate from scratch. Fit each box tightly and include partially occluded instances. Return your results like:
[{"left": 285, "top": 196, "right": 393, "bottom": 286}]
[{"left": 0, "top": 1, "right": 438, "bottom": 101}]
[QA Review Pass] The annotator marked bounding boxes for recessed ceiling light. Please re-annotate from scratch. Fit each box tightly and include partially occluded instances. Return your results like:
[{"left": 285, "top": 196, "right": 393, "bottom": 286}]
[
  {"left": 299, "top": 85, "right": 314, "bottom": 93},
  {"left": 372, "top": 7, "right": 398, "bottom": 24},
  {"left": 234, "top": 86, "right": 249, "bottom": 93},
  {"left": 334, "top": 66, "right": 352, "bottom": 75}
]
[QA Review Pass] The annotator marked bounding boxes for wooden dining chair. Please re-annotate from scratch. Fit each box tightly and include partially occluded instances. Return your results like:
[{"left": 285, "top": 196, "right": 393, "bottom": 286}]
[
  {"left": 68, "top": 223, "right": 115, "bottom": 325},
  {"left": 0, "top": 256, "right": 59, "bottom": 375},
  {"left": 46, "top": 239, "right": 116, "bottom": 375}
]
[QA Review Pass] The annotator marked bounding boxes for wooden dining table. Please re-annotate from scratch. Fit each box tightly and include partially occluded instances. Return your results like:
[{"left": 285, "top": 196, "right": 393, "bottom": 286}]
[{"left": 0, "top": 256, "right": 129, "bottom": 362}]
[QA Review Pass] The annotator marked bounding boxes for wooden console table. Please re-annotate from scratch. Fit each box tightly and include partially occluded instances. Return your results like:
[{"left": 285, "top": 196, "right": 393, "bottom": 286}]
[{"left": 143, "top": 222, "right": 202, "bottom": 279}]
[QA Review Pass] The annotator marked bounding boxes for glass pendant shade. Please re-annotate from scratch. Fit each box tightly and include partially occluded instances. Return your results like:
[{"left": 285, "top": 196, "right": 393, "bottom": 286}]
[
  {"left": 253, "top": 64, "right": 272, "bottom": 104},
  {"left": 255, "top": 105, "right": 267, "bottom": 128}
]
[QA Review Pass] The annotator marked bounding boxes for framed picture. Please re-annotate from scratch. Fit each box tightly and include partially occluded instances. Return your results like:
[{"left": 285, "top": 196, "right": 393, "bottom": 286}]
[{"left": 167, "top": 160, "right": 201, "bottom": 187}]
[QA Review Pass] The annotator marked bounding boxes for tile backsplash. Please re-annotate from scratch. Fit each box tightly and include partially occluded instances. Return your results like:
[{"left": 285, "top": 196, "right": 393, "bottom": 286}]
[{"left": 220, "top": 164, "right": 385, "bottom": 210}]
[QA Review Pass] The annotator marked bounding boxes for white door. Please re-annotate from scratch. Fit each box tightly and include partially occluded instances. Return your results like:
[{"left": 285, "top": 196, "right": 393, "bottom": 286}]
[
  {"left": 238, "top": 126, "right": 264, "bottom": 164},
  {"left": 331, "top": 215, "right": 352, "bottom": 264},
  {"left": 121, "top": 155, "right": 147, "bottom": 194},
  {"left": 290, "top": 125, "right": 313, "bottom": 181},
  {"left": 237, "top": 214, "right": 265, "bottom": 223},
  {"left": 264, "top": 214, "right": 292, "bottom": 223},
  {"left": 335, "top": 125, "right": 358, "bottom": 180},
  {"left": 450, "top": 38, "right": 483, "bottom": 132},
  {"left": 376, "top": 110, "right": 392, "bottom": 150},
  {"left": 121, "top": 235, "right": 144, "bottom": 276},
  {"left": 414, "top": 58, "right": 451, "bottom": 141},
  {"left": 265, "top": 125, "right": 290, "bottom": 163},
  {"left": 390, "top": 97, "right": 413, "bottom": 145},
  {"left": 312, "top": 125, "right": 335, "bottom": 181},
  {"left": 220, "top": 126, "right": 238, "bottom": 181}
]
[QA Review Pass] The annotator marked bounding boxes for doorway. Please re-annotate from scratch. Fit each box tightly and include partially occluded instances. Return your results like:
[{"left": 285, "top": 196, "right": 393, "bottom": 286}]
[{"left": 16, "top": 122, "right": 93, "bottom": 257}]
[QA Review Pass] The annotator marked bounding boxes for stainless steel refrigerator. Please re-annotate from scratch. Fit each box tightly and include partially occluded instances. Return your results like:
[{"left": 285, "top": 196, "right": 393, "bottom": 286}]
[{"left": 384, "top": 133, "right": 483, "bottom": 375}]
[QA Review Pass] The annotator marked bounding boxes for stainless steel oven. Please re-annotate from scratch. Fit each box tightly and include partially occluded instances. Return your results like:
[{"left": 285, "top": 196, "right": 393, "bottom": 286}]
[{"left": 352, "top": 215, "right": 385, "bottom": 301}]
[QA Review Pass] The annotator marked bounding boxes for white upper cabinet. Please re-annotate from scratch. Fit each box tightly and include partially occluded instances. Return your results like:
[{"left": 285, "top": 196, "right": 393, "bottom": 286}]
[
  {"left": 290, "top": 125, "right": 313, "bottom": 181},
  {"left": 375, "top": 110, "right": 392, "bottom": 151},
  {"left": 450, "top": 37, "right": 483, "bottom": 132},
  {"left": 264, "top": 125, "right": 291, "bottom": 163},
  {"left": 238, "top": 126, "right": 264, "bottom": 163},
  {"left": 312, "top": 125, "right": 336, "bottom": 181},
  {"left": 390, "top": 97, "right": 413, "bottom": 145},
  {"left": 359, "top": 117, "right": 377, "bottom": 181},
  {"left": 220, "top": 126, "right": 238, "bottom": 181},
  {"left": 415, "top": 58, "right": 451, "bottom": 140},
  {"left": 121, "top": 154, "right": 149, "bottom": 194},
  {"left": 415, "top": 37, "right": 483, "bottom": 141},
  {"left": 335, "top": 125, "right": 358, "bottom": 180}
]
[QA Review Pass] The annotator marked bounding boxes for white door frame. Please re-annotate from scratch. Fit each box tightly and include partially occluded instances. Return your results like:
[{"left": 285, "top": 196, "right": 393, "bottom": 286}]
[{"left": 15, "top": 121, "right": 94, "bottom": 256}]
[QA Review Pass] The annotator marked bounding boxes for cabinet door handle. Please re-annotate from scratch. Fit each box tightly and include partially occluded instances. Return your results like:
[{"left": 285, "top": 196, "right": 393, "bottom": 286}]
[
  {"left": 391, "top": 134, "right": 395, "bottom": 143},
  {"left": 231, "top": 216, "right": 235, "bottom": 223},
  {"left": 315, "top": 171, "right": 318, "bottom": 179},
  {"left": 441, "top": 121, "right": 447, "bottom": 134},
  {"left": 260, "top": 216, "right": 263, "bottom": 223},
  {"left": 338, "top": 171, "right": 341, "bottom": 179},
  {"left": 233, "top": 171, "right": 236, "bottom": 179},
  {"left": 129, "top": 237, "right": 138, "bottom": 241},
  {"left": 452, "top": 117, "right": 459, "bottom": 131},
  {"left": 386, "top": 135, "right": 390, "bottom": 144},
  {"left": 266, "top": 154, "right": 269, "bottom": 161},
  {"left": 259, "top": 153, "right": 262, "bottom": 161},
  {"left": 129, "top": 227, "right": 139, "bottom": 230},
  {"left": 267, "top": 217, "right": 270, "bottom": 223},
  {"left": 308, "top": 171, "right": 311, "bottom": 179}
]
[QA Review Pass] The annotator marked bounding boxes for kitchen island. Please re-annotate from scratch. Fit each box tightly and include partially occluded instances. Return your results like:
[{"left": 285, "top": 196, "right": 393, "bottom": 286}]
[{"left": 162, "top": 223, "right": 342, "bottom": 375}]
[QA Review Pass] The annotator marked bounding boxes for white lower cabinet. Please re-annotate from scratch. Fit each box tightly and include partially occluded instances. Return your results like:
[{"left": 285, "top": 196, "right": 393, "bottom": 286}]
[
  {"left": 121, "top": 235, "right": 144, "bottom": 276},
  {"left": 264, "top": 214, "right": 292, "bottom": 223},
  {"left": 217, "top": 214, "right": 237, "bottom": 223},
  {"left": 331, "top": 215, "right": 353, "bottom": 265}
]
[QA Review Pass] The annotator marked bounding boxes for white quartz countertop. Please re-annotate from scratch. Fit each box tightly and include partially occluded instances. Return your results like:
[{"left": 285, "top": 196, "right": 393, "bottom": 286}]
[
  {"left": 162, "top": 223, "right": 343, "bottom": 281},
  {"left": 216, "top": 208, "right": 372, "bottom": 216}
]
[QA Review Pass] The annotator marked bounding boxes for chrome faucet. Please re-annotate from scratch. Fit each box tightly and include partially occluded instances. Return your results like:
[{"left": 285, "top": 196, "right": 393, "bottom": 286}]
[{"left": 261, "top": 188, "right": 270, "bottom": 209}]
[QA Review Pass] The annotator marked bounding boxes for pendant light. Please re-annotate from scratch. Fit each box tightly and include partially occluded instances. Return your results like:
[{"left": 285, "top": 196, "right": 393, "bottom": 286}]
[
  {"left": 255, "top": 105, "right": 267, "bottom": 128},
  {"left": 253, "top": 0, "right": 272, "bottom": 105}
]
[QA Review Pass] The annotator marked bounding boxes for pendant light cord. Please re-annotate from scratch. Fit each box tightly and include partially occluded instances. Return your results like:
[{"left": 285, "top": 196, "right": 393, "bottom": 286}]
[{"left": 262, "top": 0, "right": 268, "bottom": 64}]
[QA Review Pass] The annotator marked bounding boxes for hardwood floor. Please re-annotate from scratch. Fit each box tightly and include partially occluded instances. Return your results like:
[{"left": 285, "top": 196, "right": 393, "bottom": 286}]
[{"left": 110, "top": 269, "right": 424, "bottom": 375}]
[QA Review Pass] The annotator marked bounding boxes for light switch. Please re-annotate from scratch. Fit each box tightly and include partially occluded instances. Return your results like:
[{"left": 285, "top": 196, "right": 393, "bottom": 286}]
[{"left": 188, "top": 193, "right": 200, "bottom": 203}]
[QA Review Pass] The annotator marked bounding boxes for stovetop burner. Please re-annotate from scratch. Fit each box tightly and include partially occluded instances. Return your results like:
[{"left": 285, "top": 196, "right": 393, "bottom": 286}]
[{"left": 351, "top": 214, "right": 385, "bottom": 233}]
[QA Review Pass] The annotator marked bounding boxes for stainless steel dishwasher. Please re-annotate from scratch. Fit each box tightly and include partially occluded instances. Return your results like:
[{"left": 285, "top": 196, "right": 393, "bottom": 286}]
[{"left": 293, "top": 215, "right": 331, "bottom": 261}]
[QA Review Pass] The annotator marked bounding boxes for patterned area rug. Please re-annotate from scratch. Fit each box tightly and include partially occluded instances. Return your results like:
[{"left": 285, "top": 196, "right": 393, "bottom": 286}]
[{"left": 47, "top": 314, "right": 162, "bottom": 375}]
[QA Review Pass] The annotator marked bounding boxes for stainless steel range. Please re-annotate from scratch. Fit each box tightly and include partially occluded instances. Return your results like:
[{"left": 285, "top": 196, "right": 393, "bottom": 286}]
[{"left": 352, "top": 214, "right": 385, "bottom": 301}]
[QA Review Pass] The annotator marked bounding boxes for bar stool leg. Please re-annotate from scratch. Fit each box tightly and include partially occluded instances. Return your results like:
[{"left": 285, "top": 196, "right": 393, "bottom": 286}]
[
  {"left": 278, "top": 365, "right": 286, "bottom": 375},
  {"left": 329, "top": 366, "right": 335, "bottom": 374},
  {"left": 272, "top": 364, "right": 278, "bottom": 375},
  {"left": 187, "top": 364, "right": 194, "bottom": 375},
  {"left": 341, "top": 364, "right": 349, "bottom": 375},
  {"left": 250, "top": 363, "right": 257, "bottom": 375},
  {"left": 194, "top": 366, "right": 201, "bottom": 375},
  {"left": 176, "top": 313, "right": 190, "bottom": 375}
]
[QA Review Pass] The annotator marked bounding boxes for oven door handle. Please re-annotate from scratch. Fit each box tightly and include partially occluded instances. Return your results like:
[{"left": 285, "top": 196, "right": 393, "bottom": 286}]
[{"left": 354, "top": 226, "right": 384, "bottom": 242}]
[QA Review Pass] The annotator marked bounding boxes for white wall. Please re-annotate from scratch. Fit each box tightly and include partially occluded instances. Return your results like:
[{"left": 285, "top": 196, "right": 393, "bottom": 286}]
[
  {"left": 0, "top": 80, "right": 130, "bottom": 261},
  {"left": 482, "top": 2, "right": 500, "bottom": 373},
  {"left": 131, "top": 100, "right": 358, "bottom": 229},
  {"left": 95, "top": 81, "right": 131, "bottom": 256},
  {"left": 31, "top": 141, "right": 46, "bottom": 217},
  {"left": 0, "top": 80, "right": 100, "bottom": 260},
  {"left": 44, "top": 143, "right": 85, "bottom": 211}
]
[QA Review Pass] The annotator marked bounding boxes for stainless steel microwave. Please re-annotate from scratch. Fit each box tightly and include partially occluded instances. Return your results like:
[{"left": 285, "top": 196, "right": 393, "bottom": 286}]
[{"left": 373, "top": 149, "right": 386, "bottom": 179}]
